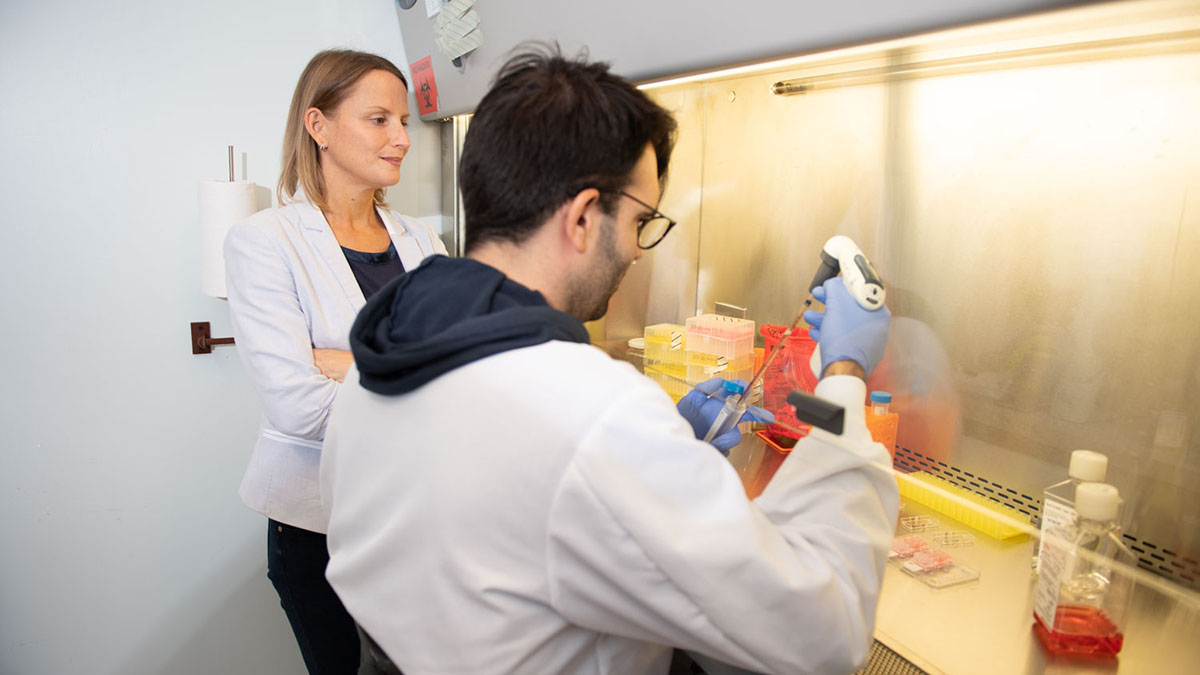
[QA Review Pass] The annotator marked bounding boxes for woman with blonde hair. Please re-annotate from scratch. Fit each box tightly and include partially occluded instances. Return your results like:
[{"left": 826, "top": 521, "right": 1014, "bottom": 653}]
[{"left": 224, "top": 49, "right": 446, "bottom": 673}]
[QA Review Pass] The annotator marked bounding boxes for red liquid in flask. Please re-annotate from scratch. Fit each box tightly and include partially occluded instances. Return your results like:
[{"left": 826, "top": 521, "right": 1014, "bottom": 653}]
[{"left": 1033, "top": 605, "right": 1124, "bottom": 658}]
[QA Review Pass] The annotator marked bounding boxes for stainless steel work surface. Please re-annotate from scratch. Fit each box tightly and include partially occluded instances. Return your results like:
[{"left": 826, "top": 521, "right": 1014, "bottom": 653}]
[
  {"left": 874, "top": 497, "right": 1200, "bottom": 675},
  {"left": 730, "top": 430, "right": 1200, "bottom": 674}
]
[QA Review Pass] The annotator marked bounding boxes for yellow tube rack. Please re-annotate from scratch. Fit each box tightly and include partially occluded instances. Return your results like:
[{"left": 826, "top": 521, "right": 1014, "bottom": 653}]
[{"left": 897, "top": 472, "right": 1030, "bottom": 540}]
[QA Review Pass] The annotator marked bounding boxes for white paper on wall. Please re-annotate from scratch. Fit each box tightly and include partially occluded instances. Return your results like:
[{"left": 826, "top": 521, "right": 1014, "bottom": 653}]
[
  {"left": 425, "top": 0, "right": 447, "bottom": 19},
  {"left": 434, "top": 0, "right": 482, "bottom": 61}
]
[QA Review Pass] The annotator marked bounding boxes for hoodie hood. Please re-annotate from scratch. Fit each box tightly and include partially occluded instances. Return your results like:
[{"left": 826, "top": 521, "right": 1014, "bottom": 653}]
[{"left": 350, "top": 255, "right": 590, "bottom": 395}]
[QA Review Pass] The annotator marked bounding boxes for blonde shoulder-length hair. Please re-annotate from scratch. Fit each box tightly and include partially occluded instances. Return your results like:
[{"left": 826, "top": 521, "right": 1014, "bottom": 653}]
[{"left": 278, "top": 49, "right": 409, "bottom": 212}]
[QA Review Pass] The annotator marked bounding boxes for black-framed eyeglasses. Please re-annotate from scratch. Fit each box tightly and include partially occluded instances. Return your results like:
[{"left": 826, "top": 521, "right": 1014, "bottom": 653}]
[{"left": 612, "top": 190, "right": 677, "bottom": 249}]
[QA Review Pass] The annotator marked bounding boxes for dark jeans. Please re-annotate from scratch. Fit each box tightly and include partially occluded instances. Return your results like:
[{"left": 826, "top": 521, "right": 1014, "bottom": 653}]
[{"left": 267, "top": 519, "right": 360, "bottom": 674}]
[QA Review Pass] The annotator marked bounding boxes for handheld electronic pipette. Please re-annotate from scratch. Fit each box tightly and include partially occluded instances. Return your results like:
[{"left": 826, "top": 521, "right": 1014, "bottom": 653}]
[
  {"left": 804, "top": 235, "right": 886, "bottom": 377},
  {"left": 700, "top": 235, "right": 885, "bottom": 444}
]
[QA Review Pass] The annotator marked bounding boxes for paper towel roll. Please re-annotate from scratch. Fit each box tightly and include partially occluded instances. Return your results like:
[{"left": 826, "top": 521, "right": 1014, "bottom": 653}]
[{"left": 198, "top": 179, "right": 257, "bottom": 298}]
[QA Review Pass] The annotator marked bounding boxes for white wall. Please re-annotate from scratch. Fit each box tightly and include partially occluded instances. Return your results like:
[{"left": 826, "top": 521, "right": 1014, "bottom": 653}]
[{"left": 0, "top": 1, "right": 437, "bottom": 673}]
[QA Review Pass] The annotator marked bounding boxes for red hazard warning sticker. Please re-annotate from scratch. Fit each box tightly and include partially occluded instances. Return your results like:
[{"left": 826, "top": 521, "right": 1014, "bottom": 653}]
[{"left": 410, "top": 56, "right": 438, "bottom": 116}]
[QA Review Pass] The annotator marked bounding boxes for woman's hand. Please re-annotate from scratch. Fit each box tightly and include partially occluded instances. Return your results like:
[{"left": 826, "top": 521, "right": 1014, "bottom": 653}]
[{"left": 312, "top": 349, "right": 354, "bottom": 383}]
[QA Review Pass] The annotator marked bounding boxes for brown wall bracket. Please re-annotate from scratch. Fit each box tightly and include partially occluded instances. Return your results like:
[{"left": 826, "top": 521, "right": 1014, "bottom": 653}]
[{"left": 191, "top": 321, "right": 236, "bottom": 355}]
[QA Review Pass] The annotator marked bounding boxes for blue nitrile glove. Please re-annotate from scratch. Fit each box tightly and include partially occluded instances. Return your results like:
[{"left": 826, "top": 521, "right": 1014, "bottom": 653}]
[
  {"left": 676, "top": 377, "right": 776, "bottom": 455},
  {"left": 802, "top": 277, "right": 891, "bottom": 376}
]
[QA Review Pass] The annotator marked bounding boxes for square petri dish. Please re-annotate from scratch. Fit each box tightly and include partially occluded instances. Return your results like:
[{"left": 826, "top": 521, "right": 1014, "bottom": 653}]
[
  {"left": 902, "top": 548, "right": 954, "bottom": 573},
  {"left": 907, "top": 563, "right": 981, "bottom": 589},
  {"left": 930, "top": 530, "right": 975, "bottom": 548},
  {"left": 900, "top": 515, "right": 940, "bottom": 533},
  {"left": 889, "top": 535, "right": 931, "bottom": 560}
]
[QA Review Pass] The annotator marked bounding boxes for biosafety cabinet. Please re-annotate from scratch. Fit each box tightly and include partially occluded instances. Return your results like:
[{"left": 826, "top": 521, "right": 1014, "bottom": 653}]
[{"left": 399, "top": 1, "right": 1200, "bottom": 672}]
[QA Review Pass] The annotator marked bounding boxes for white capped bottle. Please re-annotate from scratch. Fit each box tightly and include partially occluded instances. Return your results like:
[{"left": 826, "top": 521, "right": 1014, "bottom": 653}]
[
  {"left": 1033, "top": 482, "right": 1132, "bottom": 658},
  {"left": 1033, "top": 450, "right": 1108, "bottom": 572}
]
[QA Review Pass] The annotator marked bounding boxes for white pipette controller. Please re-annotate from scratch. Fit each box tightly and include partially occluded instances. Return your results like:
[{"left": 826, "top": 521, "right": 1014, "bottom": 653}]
[{"left": 807, "top": 235, "right": 886, "bottom": 376}]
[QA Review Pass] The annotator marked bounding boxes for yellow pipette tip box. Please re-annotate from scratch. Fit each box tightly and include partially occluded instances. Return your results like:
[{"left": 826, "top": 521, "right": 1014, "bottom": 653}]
[{"left": 897, "top": 472, "right": 1030, "bottom": 540}]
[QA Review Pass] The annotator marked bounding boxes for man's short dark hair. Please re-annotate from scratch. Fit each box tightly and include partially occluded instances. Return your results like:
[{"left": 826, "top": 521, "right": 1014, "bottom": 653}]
[{"left": 459, "top": 44, "right": 677, "bottom": 254}]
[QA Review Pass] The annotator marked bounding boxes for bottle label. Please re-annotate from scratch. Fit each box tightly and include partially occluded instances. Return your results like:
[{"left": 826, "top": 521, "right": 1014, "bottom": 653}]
[
  {"left": 1034, "top": 525, "right": 1072, "bottom": 626},
  {"left": 1036, "top": 499, "right": 1077, "bottom": 571},
  {"left": 1034, "top": 499, "right": 1079, "bottom": 628}
]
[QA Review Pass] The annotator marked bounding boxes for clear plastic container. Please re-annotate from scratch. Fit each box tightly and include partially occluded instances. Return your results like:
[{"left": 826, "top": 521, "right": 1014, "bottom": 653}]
[
  {"left": 899, "top": 515, "right": 940, "bottom": 533},
  {"left": 626, "top": 337, "right": 645, "bottom": 361},
  {"left": 889, "top": 535, "right": 930, "bottom": 560},
  {"left": 684, "top": 314, "right": 754, "bottom": 350},
  {"left": 865, "top": 390, "right": 899, "bottom": 458},
  {"left": 685, "top": 314, "right": 754, "bottom": 362},
  {"left": 902, "top": 548, "right": 954, "bottom": 573},
  {"left": 685, "top": 355, "right": 753, "bottom": 386},
  {"left": 643, "top": 324, "right": 688, "bottom": 401},
  {"left": 1033, "top": 482, "right": 1132, "bottom": 658},
  {"left": 643, "top": 359, "right": 688, "bottom": 402},
  {"left": 908, "top": 563, "right": 980, "bottom": 589},
  {"left": 702, "top": 379, "right": 748, "bottom": 443},
  {"left": 1033, "top": 450, "right": 1108, "bottom": 572},
  {"left": 930, "top": 530, "right": 975, "bottom": 548},
  {"left": 644, "top": 323, "right": 686, "bottom": 362},
  {"left": 870, "top": 390, "right": 891, "bottom": 415},
  {"left": 684, "top": 315, "right": 754, "bottom": 388}
]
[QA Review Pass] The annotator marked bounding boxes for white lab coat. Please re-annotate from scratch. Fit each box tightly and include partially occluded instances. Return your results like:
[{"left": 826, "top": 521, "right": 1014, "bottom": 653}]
[
  {"left": 224, "top": 196, "right": 446, "bottom": 532},
  {"left": 321, "top": 340, "right": 899, "bottom": 674}
]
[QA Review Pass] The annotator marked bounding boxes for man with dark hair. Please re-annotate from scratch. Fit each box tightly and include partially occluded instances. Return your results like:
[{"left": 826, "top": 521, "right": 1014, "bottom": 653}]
[
  {"left": 458, "top": 49, "right": 677, "bottom": 256},
  {"left": 320, "top": 46, "right": 896, "bottom": 675}
]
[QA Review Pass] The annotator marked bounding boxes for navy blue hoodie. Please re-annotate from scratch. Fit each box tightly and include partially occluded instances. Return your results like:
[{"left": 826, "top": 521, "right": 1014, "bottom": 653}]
[{"left": 349, "top": 255, "right": 591, "bottom": 395}]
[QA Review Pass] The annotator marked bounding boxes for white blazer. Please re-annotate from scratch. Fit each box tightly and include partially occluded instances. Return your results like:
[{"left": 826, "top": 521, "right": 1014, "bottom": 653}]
[{"left": 224, "top": 196, "right": 447, "bottom": 532}]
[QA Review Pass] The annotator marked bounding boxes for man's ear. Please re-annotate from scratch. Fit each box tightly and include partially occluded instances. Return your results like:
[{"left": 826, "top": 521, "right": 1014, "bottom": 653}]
[{"left": 563, "top": 188, "right": 602, "bottom": 254}]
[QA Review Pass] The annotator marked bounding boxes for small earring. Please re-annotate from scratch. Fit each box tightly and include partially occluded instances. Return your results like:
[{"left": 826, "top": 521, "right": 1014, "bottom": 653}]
[{"left": 319, "top": 144, "right": 328, "bottom": 152}]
